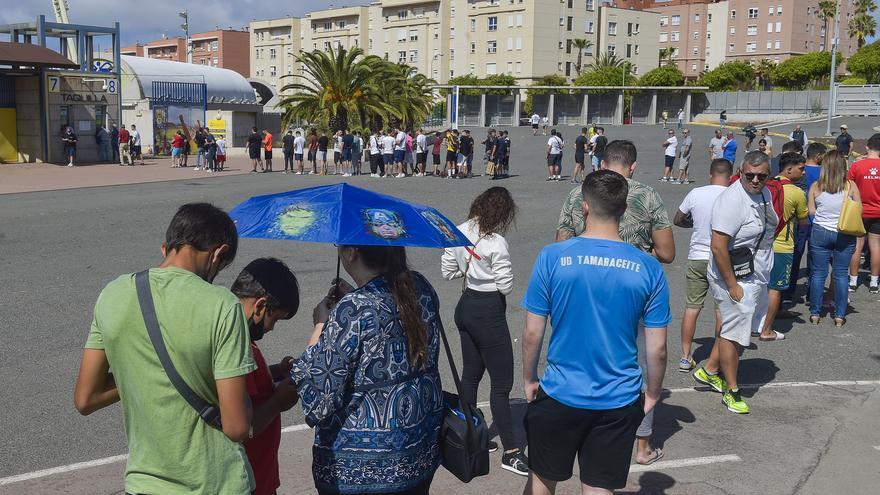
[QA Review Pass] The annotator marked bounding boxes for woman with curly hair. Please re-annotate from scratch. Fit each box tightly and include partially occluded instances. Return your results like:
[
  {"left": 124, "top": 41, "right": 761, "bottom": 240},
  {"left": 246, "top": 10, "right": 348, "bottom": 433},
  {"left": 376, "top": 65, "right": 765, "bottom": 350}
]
[{"left": 441, "top": 186, "right": 527, "bottom": 476}]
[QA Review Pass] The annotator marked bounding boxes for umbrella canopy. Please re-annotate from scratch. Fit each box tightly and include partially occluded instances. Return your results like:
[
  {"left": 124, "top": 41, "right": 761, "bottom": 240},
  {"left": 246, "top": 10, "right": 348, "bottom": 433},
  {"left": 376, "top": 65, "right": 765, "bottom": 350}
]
[{"left": 230, "top": 183, "right": 471, "bottom": 248}]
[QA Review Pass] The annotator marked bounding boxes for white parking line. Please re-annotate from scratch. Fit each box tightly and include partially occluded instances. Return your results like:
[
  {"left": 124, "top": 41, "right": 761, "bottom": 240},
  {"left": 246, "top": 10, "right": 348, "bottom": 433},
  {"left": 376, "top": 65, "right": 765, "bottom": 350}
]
[
  {"left": 3, "top": 380, "right": 878, "bottom": 486},
  {"left": 629, "top": 454, "right": 741, "bottom": 473}
]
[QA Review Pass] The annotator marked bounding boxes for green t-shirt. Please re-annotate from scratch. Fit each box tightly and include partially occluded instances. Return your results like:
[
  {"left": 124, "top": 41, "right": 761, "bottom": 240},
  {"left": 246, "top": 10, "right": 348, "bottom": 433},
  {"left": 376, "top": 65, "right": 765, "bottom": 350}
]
[{"left": 85, "top": 267, "right": 256, "bottom": 495}]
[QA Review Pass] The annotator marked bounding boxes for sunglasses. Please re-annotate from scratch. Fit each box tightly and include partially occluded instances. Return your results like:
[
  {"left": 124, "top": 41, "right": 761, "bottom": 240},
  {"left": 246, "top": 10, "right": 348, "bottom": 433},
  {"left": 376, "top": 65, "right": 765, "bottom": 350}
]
[{"left": 744, "top": 173, "right": 769, "bottom": 181}]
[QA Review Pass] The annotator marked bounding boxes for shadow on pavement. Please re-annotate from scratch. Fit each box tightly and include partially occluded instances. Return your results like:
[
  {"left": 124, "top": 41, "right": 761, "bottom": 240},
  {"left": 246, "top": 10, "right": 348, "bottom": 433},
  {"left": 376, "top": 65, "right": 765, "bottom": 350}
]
[
  {"left": 618, "top": 471, "right": 677, "bottom": 494},
  {"left": 691, "top": 337, "right": 715, "bottom": 364},
  {"left": 737, "top": 358, "right": 780, "bottom": 398},
  {"left": 651, "top": 390, "right": 696, "bottom": 450}
]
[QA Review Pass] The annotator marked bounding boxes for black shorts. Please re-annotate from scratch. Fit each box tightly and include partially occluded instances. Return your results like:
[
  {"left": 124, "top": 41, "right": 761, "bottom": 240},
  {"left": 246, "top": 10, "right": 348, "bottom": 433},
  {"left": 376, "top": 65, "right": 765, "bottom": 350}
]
[
  {"left": 864, "top": 218, "right": 880, "bottom": 235},
  {"left": 131, "top": 145, "right": 142, "bottom": 157},
  {"left": 664, "top": 155, "right": 675, "bottom": 168},
  {"left": 264, "top": 150, "right": 273, "bottom": 160},
  {"left": 416, "top": 152, "right": 427, "bottom": 165},
  {"left": 548, "top": 154, "right": 562, "bottom": 167},
  {"left": 433, "top": 153, "right": 441, "bottom": 165},
  {"left": 525, "top": 388, "right": 644, "bottom": 490},
  {"left": 446, "top": 151, "right": 457, "bottom": 163},
  {"left": 248, "top": 148, "right": 260, "bottom": 160},
  {"left": 575, "top": 153, "right": 585, "bottom": 165},
  {"left": 308, "top": 150, "right": 316, "bottom": 161},
  {"left": 532, "top": 123, "right": 539, "bottom": 129}
]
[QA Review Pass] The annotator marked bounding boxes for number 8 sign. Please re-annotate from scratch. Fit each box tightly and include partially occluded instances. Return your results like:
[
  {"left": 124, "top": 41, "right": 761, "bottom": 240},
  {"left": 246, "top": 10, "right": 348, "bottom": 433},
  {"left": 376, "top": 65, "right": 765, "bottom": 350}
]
[{"left": 106, "top": 79, "right": 117, "bottom": 94}]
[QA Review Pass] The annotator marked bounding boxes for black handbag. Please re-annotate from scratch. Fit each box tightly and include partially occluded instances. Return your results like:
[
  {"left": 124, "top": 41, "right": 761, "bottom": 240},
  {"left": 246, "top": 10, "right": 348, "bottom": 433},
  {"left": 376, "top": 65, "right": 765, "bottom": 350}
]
[
  {"left": 437, "top": 312, "right": 490, "bottom": 482},
  {"left": 729, "top": 193, "right": 768, "bottom": 280}
]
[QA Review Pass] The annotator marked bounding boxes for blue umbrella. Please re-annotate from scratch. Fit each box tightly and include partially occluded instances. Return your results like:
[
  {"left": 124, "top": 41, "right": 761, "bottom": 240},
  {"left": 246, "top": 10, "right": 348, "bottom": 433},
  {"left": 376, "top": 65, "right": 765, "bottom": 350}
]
[{"left": 230, "top": 183, "right": 470, "bottom": 248}]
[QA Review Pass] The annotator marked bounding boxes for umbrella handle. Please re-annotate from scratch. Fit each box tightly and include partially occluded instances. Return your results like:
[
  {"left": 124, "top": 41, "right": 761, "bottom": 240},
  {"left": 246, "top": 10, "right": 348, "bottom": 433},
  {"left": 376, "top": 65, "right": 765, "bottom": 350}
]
[{"left": 334, "top": 255, "right": 341, "bottom": 301}]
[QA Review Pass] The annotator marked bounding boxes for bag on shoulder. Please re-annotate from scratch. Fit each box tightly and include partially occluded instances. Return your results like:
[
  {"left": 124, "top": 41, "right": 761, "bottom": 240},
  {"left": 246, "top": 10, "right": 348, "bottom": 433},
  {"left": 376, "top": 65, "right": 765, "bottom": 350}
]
[
  {"left": 729, "top": 193, "right": 769, "bottom": 280},
  {"left": 485, "top": 160, "right": 496, "bottom": 176},
  {"left": 838, "top": 182, "right": 866, "bottom": 237}
]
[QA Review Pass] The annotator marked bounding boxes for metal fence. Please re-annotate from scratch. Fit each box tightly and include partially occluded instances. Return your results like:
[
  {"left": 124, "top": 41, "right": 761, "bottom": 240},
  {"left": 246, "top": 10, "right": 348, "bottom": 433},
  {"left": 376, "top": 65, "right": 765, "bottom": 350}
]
[
  {"left": 693, "top": 90, "right": 829, "bottom": 116},
  {"left": 588, "top": 94, "right": 617, "bottom": 124},
  {"left": 835, "top": 85, "right": 880, "bottom": 116},
  {"left": 458, "top": 95, "right": 482, "bottom": 127},
  {"left": 555, "top": 93, "right": 584, "bottom": 125},
  {"left": 486, "top": 94, "right": 516, "bottom": 126}
]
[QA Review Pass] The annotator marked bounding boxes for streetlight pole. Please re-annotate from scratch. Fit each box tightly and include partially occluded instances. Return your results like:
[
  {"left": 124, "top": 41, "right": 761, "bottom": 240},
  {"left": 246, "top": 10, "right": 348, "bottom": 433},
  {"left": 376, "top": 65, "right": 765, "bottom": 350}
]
[
  {"left": 825, "top": 0, "right": 840, "bottom": 137},
  {"left": 179, "top": 10, "right": 191, "bottom": 64}
]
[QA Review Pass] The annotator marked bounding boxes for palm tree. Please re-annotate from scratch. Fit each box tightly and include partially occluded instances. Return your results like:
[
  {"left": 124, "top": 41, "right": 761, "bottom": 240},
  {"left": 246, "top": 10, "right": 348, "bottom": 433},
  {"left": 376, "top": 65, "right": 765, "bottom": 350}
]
[
  {"left": 571, "top": 38, "right": 594, "bottom": 76},
  {"left": 755, "top": 59, "right": 775, "bottom": 90},
  {"left": 849, "top": 0, "right": 878, "bottom": 49},
  {"left": 278, "top": 46, "right": 389, "bottom": 132},
  {"left": 588, "top": 51, "right": 627, "bottom": 71},
  {"left": 817, "top": 0, "right": 837, "bottom": 51},
  {"left": 658, "top": 47, "right": 675, "bottom": 67},
  {"left": 376, "top": 64, "right": 437, "bottom": 130}
]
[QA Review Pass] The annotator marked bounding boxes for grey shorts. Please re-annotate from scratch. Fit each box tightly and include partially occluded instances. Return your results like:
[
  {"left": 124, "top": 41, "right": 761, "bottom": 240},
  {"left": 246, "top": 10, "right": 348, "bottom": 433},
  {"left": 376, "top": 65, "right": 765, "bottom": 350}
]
[
  {"left": 710, "top": 279, "right": 765, "bottom": 347},
  {"left": 679, "top": 155, "right": 690, "bottom": 171}
]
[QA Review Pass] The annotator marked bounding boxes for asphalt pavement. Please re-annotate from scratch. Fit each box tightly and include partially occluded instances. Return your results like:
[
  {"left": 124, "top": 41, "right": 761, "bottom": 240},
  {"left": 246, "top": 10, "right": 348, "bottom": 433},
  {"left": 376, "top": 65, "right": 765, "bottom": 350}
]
[{"left": 1, "top": 122, "right": 878, "bottom": 494}]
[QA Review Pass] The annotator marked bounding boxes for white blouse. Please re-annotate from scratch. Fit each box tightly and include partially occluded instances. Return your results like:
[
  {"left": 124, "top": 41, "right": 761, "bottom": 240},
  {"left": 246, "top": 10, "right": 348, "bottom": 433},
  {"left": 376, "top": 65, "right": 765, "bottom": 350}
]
[{"left": 441, "top": 218, "right": 514, "bottom": 295}]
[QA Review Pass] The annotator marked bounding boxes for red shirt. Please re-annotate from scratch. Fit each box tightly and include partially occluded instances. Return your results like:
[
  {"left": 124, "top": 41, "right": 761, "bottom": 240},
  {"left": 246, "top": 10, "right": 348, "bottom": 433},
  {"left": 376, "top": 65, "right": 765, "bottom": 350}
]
[
  {"left": 118, "top": 129, "right": 130, "bottom": 143},
  {"left": 848, "top": 158, "right": 880, "bottom": 218},
  {"left": 171, "top": 134, "right": 184, "bottom": 149},
  {"left": 244, "top": 344, "right": 281, "bottom": 495}
]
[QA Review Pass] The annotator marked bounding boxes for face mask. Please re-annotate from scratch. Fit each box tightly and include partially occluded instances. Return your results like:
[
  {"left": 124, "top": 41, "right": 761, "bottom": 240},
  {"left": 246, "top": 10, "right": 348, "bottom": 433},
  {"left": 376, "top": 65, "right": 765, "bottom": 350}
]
[{"left": 248, "top": 316, "right": 266, "bottom": 342}]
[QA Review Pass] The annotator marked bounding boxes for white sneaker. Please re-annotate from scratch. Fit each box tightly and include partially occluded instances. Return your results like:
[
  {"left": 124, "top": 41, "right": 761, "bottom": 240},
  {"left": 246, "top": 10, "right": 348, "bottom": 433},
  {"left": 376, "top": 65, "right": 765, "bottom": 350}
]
[
  {"left": 67, "top": 163, "right": 74, "bottom": 167},
  {"left": 194, "top": 167, "right": 201, "bottom": 171},
  {"left": 295, "top": 171, "right": 303, "bottom": 175},
  {"left": 344, "top": 173, "right": 352, "bottom": 177}
]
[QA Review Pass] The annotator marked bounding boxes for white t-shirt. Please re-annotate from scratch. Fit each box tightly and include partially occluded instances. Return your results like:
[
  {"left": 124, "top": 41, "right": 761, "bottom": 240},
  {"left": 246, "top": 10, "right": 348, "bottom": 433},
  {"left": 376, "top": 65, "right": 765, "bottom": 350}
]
[
  {"left": 293, "top": 135, "right": 306, "bottom": 154},
  {"left": 334, "top": 135, "right": 342, "bottom": 152},
  {"left": 369, "top": 135, "right": 381, "bottom": 154},
  {"left": 440, "top": 218, "right": 514, "bottom": 294},
  {"left": 664, "top": 136, "right": 678, "bottom": 157},
  {"left": 530, "top": 114, "right": 540, "bottom": 125},
  {"left": 548, "top": 136, "right": 563, "bottom": 155},
  {"left": 708, "top": 180, "right": 778, "bottom": 285},
  {"left": 394, "top": 131, "right": 407, "bottom": 151},
  {"left": 588, "top": 135, "right": 598, "bottom": 155},
  {"left": 130, "top": 130, "right": 141, "bottom": 146},
  {"left": 216, "top": 139, "right": 227, "bottom": 155},
  {"left": 709, "top": 137, "right": 725, "bottom": 158},
  {"left": 679, "top": 185, "right": 726, "bottom": 260},
  {"left": 382, "top": 135, "right": 396, "bottom": 154},
  {"left": 416, "top": 133, "right": 427, "bottom": 153}
]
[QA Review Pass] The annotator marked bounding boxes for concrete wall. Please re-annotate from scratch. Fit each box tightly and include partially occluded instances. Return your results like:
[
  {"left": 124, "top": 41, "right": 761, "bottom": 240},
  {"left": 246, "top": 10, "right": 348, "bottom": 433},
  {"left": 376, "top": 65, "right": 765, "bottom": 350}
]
[
  {"left": 15, "top": 76, "right": 43, "bottom": 163},
  {"left": 692, "top": 90, "right": 829, "bottom": 121}
]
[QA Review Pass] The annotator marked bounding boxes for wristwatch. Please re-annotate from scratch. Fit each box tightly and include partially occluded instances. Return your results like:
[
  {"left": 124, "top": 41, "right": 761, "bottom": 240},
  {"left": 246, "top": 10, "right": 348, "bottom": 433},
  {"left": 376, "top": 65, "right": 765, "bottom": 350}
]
[{"left": 247, "top": 424, "right": 254, "bottom": 440}]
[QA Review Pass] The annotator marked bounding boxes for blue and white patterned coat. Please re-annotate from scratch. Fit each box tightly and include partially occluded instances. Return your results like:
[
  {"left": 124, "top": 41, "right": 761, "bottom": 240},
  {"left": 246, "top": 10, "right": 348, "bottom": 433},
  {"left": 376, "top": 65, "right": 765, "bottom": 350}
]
[{"left": 291, "top": 271, "right": 444, "bottom": 494}]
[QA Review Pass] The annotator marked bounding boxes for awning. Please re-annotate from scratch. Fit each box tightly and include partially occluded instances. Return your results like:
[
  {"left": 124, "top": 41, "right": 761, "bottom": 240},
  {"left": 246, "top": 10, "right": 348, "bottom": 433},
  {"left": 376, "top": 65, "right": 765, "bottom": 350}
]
[{"left": 0, "top": 42, "right": 79, "bottom": 69}]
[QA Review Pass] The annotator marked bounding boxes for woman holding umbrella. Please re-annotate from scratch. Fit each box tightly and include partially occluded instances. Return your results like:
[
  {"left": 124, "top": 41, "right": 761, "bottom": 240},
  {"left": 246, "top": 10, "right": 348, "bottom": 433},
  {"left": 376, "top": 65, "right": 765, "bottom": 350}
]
[
  {"left": 290, "top": 244, "right": 445, "bottom": 495},
  {"left": 441, "top": 187, "right": 528, "bottom": 476}
]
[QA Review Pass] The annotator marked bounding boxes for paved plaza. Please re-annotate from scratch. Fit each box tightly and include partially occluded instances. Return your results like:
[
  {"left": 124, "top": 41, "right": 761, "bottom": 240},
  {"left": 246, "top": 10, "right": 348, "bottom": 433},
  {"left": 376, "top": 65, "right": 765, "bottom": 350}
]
[{"left": 1, "top": 123, "right": 879, "bottom": 494}]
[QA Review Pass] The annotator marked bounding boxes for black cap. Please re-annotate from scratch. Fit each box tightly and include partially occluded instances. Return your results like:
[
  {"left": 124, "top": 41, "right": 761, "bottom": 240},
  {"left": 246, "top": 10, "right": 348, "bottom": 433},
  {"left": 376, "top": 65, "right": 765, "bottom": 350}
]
[{"left": 241, "top": 258, "right": 299, "bottom": 319}]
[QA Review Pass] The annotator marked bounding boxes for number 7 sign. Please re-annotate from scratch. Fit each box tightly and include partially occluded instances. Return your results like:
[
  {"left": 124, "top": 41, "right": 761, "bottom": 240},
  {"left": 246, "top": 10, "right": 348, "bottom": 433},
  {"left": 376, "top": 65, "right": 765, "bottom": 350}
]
[{"left": 47, "top": 75, "right": 60, "bottom": 93}]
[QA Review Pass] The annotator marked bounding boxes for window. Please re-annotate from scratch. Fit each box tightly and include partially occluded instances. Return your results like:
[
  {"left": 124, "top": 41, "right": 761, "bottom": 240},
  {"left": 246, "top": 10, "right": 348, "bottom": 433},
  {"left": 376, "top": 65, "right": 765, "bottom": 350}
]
[
  {"left": 515, "top": 61, "right": 522, "bottom": 73},
  {"left": 507, "top": 38, "right": 514, "bottom": 50},
  {"left": 384, "top": 31, "right": 390, "bottom": 42},
  {"left": 94, "top": 105, "right": 105, "bottom": 130},
  {"left": 730, "top": 27, "right": 736, "bottom": 35},
  {"left": 255, "top": 49, "right": 260, "bottom": 59},
  {"left": 608, "top": 22, "right": 617, "bottom": 35},
  {"left": 567, "top": 16, "right": 573, "bottom": 31},
  {"left": 451, "top": 6, "right": 455, "bottom": 16},
  {"left": 695, "top": 14, "right": 700, "bottom": 23},
  {"left": 728, "top": 43, "right": 735, "bottom": 52},
  {"left": 566, "top": 61, "right": 571, "bottom": 76},
  {"left": 409, "top": 29, "right": 418, "bottom": 41},
  {"left": 516, "top": 14, "right": 523, "bottom": 26},
  {"left": 409, "top": 50, "right": 418, "bottom": 62},
  {"left": 746, "top": 42, "right": 756, "bottom": 53},
  {"left": 671, "top": 15, "right": 680, "bottom": 26},
  {"left": 338, "top": 20, "right": 346, "bottom": 28},
  {"left": 507, "top": 61, "right": 513, "bottom": 73},
  {"left": 508, "top": 15, "right": 514, "bottom": 27},
  {"left": 634, "top": 44, "right": 639, "bottom": 54},
  {"left": 775, "top": 40, "right": 780, "bottom": 49},
  {"left": 693, "top": 47, "right": 699, "bottom": 55},
  {"left": 398, "top": 10, "right": 408, "bottom": 20},
  {"left": 270, "top": 65, "right": 277, "bottom": 76},
  {"left": 212, "top": 58, "right": 218, "bottom": 66},
  {"left": 776, "top": 6, "right": 782, "bottom": 16},
  {"left": 516, "top": 37, "right": 522, "bottom": 50},
  {"left": 707, "top": 32, "right": 711, "bottom": 39},
  {"left": 747, "top": 25, "right": 757, "bottom": 36},
  {"left": 768, "top": 7, "right": 775, "bottom": 15},
  {"left": 270, "top": 48, "right": 276, "bottom": 59},
  {"left": 450, "top": 27, "right": 455, "bottom": 38},
  {"left": 212, "top": 41, "right": 218, "bottom": 51},
  {"left": 766, "top": 40, "right": 772, "bottom": 49},
  {"left": 693, "top": 31, "right": 700, "bottom": 39},
  {"left": 660, "top": 16, "right": 668, "bottom": 27},
  {"left": 470, "top": 42, "right": 476, "bottom": 54},
  {"left": 775, "top": 22, "right": 781, "bottom": 32},
  {"left": 433, "top": 27, "right": 439, "bottom": 39},
  {"left": 586, "top": 20, "right": 594, "bottom": 33},
  {"left": 486, "top": 62, "right": 497, "bottom": 75},
  {"left": 398, "top": 29, "right": 406, "bottom": 42},
  {"left": 671, "top": 31, "right": 680, "bottom": 41},
  {"left": 558, "top": 41, "right": 564, "bottom": 49},
  {"left": 558, "top": 62, "right": 563, "bottom": 71},
  {"left": 324, "top": 22, "right": 332, "bottom": 30},
  {"left": 369, "top": 38, "right": 373, "bottom": 49},
  {"left": 470, "top": 19, "right": 476, "bottom": 32},
  {"left": 487, "top": 40, "right": 497, "bottom": 53},
  {"left": 398, "top": 50, "right": 406, "bottom": 63},
  {"left": 559, "top": 17, "right": 565, "bottom": 26},
  {"left": 450, "top": 49, "right": 455, "bottom": 60},
  {"left": 626, "top": 44, "right": 632, "bottom": 58},
  {"left": 692, "top": 64, "right": 697, "bottom": 71},
  {"left": 324, "top": 41, "right": 332, "bottom": 50},
  {"left": 607, "top": 44, "right": 615, "bottom": 54},
  {"left": 586, "top": 0, "right": 594, "bottom": 10},
  {"left": 469, "top": 63, "right": 475, "bottom": 74},
  {"left": 488, "top": 17, "right": 497, "bottom": 31},
  {"left": 659, "top": 32, "right": 668, "bottom": 43},
  {"left": 748, "top": 8, "right": 758, "bottom": 19},
  {"left": 566, "top": 39, "right": 572, "bottom": 54},
  {"left": 768, "top": 22, "right": 773, "bottom": 33},
  {"left": 730, "top": 10, "right": 736, "bottom": 19}
]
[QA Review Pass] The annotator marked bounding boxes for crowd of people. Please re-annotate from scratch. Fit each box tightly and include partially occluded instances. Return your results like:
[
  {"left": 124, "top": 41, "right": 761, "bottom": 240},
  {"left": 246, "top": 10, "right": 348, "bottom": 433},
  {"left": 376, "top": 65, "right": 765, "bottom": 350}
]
[
  {"left": 62, "top": 123, "right": 145, "bottom": 167},
  {"left": 69, "top": 118, "right": 880, "bottom": 495}
]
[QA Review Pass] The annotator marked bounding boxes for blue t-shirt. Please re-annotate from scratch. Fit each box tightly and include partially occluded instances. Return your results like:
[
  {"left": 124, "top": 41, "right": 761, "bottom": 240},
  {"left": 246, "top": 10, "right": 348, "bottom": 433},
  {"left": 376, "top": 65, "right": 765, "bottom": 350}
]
[
  {"left": 804, "top": 165, "right": 821, "bottom": 224},
  {"left": 723, "top": 139, "right": 738, "bottom": 163},
  {"left": 521, "top": 237, "right": 671, "bottom": 410}
]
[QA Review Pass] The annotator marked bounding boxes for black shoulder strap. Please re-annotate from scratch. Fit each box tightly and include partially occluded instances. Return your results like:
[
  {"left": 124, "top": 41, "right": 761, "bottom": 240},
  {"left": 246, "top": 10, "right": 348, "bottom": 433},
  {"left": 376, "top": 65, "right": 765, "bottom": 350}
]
[{"left": 134, "top": 270, "right": 223, "bottom": 430}]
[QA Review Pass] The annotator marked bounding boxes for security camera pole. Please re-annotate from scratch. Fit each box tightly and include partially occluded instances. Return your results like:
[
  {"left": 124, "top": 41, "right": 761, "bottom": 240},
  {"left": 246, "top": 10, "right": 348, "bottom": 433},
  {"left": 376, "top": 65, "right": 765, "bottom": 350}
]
[
  {"left": 179, "top": 10, "right": 191, "bottom": 64},
  {"left": 824, "top": 0, "right": 839, "bottom": 137}
]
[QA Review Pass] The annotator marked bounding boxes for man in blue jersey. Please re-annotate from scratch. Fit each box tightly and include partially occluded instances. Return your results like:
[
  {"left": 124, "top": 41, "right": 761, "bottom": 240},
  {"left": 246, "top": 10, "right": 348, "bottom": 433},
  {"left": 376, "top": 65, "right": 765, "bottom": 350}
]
[{"left": 521, "top": 170, "right": 670, "bottom": 495}]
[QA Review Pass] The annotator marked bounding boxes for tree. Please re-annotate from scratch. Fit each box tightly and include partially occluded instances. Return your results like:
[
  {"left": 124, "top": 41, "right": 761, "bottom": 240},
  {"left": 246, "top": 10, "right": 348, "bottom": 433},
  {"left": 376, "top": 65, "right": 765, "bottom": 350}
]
[
  {"left": 524, "top": 74, "right": 567, "bottom": 114},
  {"left": 817, "top": 0, "right": 837, "bottom": 51},
  {"left": 658, "top": 47, "right": 675, "bottom": 67},
  {"left": 639, "top": 64, "right": 684, "bottom": 87},
  {"left": 847, "top": 40, "right": 880, "bottom": 83},
  {"left": 445, "top": 74, "right": 481, "bottom": 96},
  {"left": 571, "top": 38, "right": 594, "bottom": 76},
  {"left": 769, "top": 51, "right": 838, "bottom": 90},
  {"left": 754, "top": 59, "right": 776, "bottom": 90},
  {"left": 696, "top": 61, "right": 755, "bottom": 91},
  {"left": 575, "top": 53, "right": 636, "bottom": 89},
  {"left": 848, "top": 0, "right": 878, "bottom": 49},
  {"left": 376, "top": 64, "right": 436, "bottom": 130},
  {"left": 480, "top": 74, "right": 517, "bottom": 95}
]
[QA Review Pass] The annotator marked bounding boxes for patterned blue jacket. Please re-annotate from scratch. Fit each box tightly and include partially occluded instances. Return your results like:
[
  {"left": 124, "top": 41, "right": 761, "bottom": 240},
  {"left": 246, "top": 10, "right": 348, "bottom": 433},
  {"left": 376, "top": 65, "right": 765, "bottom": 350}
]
[{"left": 291, "top": 271, "right": 444, "bottom": 494}]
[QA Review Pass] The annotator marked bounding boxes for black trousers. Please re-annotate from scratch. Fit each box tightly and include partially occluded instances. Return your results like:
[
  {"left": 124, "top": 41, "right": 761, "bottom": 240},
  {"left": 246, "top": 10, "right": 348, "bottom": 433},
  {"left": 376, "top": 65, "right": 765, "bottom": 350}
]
[
  {"left": 283, "top": 150, "right": 294, "bottom": 171},
  {"left": 454, "top": 289, "right": 516, "bottom": 450}
]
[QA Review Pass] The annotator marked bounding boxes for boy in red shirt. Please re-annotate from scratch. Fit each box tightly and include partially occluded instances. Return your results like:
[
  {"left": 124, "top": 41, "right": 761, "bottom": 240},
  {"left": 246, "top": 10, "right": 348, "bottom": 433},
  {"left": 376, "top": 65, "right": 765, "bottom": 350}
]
[
  {"left": 230, "top": 258, "right": 301, "bottom": 495},
  {"left": 263, "top": 130, "right": 274, "bottom": 172},
  {"left": 848, "top": 133, "right": 880, "bottom": 293}
]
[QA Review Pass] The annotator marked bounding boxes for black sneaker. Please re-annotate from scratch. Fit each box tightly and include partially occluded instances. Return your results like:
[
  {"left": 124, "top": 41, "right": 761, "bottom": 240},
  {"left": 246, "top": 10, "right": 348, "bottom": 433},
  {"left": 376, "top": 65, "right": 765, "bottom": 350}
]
[
  {"left": 871, "top": 285, "right": 879, "bottom": 295},
  {"left": 488, "top": 440, "right": 498, "bottom": 453},
  {"left": 849, "top": 283, "right": 858, "bottom": 293},
  {"left": 501, "top": 450, "right": 529, "bottom": 476}
]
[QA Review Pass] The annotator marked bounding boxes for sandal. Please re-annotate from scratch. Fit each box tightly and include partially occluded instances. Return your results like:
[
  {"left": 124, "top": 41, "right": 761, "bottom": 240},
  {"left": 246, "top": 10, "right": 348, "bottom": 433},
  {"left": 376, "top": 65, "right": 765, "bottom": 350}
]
[
  {"left": 809, "top": 315, "right": 821, "bottom": 325},
  {"left": 636, "top": 448, "right": 665, "bottom": 466},
  {"left": 759, "top": 330, "right": 786, "bottom": 341},
  {"left": 833, "top": 317, "right": 846, "bottom": 327}
]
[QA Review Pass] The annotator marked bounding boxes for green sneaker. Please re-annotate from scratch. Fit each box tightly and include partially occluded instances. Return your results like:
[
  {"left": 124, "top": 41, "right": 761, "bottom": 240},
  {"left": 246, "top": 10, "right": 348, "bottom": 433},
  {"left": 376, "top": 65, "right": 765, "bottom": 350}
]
[
  {"left": 722, "top": 390, "right": 750, "bottom": 414},
  {"left": 693, "top": 367, "right": 727, "bottom": 394}
]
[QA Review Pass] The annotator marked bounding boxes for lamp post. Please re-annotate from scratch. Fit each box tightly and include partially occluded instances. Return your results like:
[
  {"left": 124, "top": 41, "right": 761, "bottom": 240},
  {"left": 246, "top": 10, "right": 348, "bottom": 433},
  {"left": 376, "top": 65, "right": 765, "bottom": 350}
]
[
  {"left": 179, "top": 10, "right": 191, "bottom": 64},
  {"left": 825, "top": 0, "right": 840, "bottom": 137}
]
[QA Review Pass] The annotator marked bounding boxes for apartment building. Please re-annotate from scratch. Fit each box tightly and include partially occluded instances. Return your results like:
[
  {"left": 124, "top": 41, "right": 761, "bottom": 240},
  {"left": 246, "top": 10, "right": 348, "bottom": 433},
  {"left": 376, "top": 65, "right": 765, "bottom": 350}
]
[
  {"left": 129, "top": 30, "right": 250, "bottom": 77},
  {"left": 251, "top": 18, "right": 303, "bottom": 95},
  {"left": 250, "top": 0, "right": 661, "bottom": 86},
  {"left": 121, "top": 44, "right": 144, "bottom": 57},
  {"left": 144, "top": 37, "right": 187, "bottom": 63}
]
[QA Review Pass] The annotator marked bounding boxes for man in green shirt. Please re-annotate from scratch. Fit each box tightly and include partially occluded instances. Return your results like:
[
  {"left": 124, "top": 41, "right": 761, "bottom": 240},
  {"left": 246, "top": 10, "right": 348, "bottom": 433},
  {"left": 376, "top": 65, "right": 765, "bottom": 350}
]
[{"left": 74, "top": 203, "right": 256, "bottom": 495}]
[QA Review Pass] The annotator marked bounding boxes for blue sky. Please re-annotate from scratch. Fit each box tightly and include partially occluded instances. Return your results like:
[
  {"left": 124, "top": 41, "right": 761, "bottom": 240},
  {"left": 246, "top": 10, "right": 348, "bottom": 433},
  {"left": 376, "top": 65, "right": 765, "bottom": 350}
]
[{"left": 2, "top": 1, "right": 878, "bottom": 47}]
